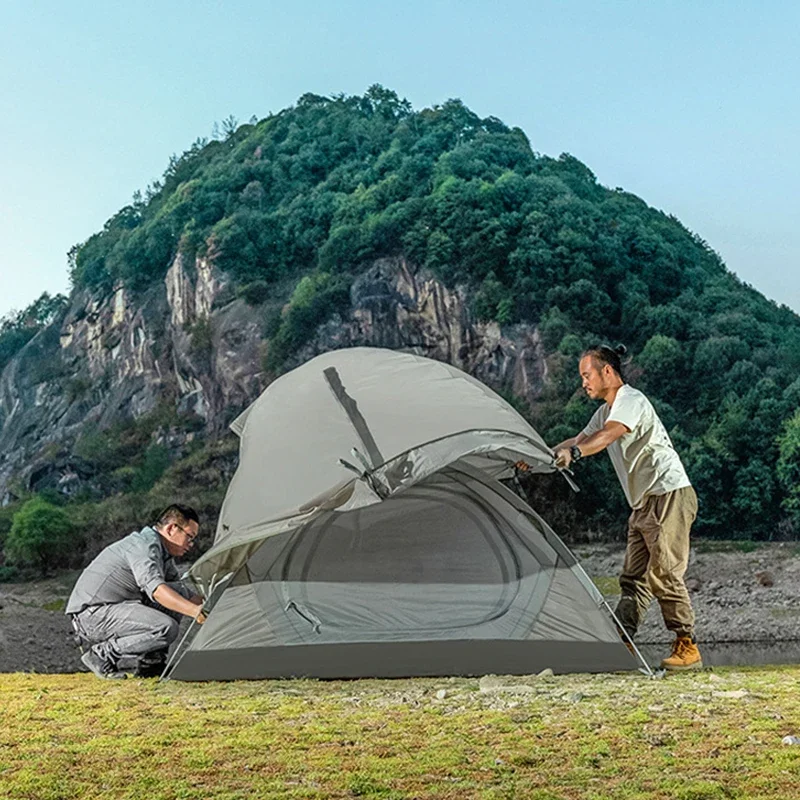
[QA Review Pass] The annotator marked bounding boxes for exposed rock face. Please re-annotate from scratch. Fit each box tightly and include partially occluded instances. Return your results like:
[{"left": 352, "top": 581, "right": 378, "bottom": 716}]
[
  {"left": 289, "top": 257, "right": 548, "bottom": 402},
  {"left": 0, "top": 254, "right": 263, "bottom": 500},
  {"left": 0, "top": 255, "right": 547, "bottom": 500}
]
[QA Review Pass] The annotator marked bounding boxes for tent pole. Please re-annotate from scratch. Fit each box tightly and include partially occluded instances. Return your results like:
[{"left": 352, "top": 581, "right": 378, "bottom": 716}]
[
  {"left": 598, "top": 597, "right": 656, "bottom": 678},
  {"left": 159, "top": 572, "right": 233, "bottom": 682},
  {"left": 159, "top": 614, "right": 201, "bottom": 682},
  {"left": 512, "top": 465, "right": 655, "bottom": 678}
]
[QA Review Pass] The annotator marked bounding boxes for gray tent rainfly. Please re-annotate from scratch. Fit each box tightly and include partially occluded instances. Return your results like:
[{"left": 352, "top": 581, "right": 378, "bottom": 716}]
[{"left": 165, "top": 347, "right": 645, "bottom": 680}]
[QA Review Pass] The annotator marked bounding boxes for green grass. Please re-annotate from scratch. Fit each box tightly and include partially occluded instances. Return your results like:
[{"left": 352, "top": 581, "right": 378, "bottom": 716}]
[
  {"left": 1, "top": 668, "right": 799, "bottom": 799},
  {"left": 591, "top": 576, "right": 621, "bottom": 595},
  {"left": 768, "top": 608, "right": 800, "bottom": 620}
]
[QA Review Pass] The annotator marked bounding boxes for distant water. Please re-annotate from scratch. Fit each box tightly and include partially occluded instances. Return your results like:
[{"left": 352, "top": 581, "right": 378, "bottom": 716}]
[{"left": 639, "top": 640, "right": 800, "bottom": 668}]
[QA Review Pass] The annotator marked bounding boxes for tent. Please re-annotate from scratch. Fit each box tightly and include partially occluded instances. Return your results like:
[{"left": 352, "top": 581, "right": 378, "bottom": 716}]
[{"left": 166, "top": 348, "right": 644, "bottom": 680}]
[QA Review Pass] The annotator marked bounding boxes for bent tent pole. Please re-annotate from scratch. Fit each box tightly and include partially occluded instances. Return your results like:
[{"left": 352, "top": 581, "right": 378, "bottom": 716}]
[
  {"left": 511, "top": 466, "right": 654, "bottom": 678},
  {"left": 548, "top": 529, "right": 656, "bottom": 678},
  {"left": 324, "top": 365, "right": 393, "bottom": 499},
  {"left": 323, "top": 366, "right": 384, "bottom": 470},
  {"left": 598, "top": 595, "right": 656, "bottom": 678},
  {"left": 159, "top": 571, "right": 234, "bottom": 682}
]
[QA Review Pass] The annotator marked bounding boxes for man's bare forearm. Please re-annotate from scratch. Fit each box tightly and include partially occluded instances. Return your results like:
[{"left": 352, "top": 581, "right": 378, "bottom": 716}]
[
  {"left": 552, "top": 432, "right": 587, "bottom": 452},
  {"left": 572, "top": 426, "right": 626, "bottom": 457},
  {"left": 553, "top": 425, "right": 627, "bottom": 468},
  {"left": 153, "top": 584, "right": 205, "bottom": 620},
  {"left": 553, "top": 436, "right": 577, "bottom": 451}
]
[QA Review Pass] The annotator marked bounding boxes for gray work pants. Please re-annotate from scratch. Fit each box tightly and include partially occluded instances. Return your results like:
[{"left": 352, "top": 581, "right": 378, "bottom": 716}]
[{"left": 73, "top": 601, "right": 180, "bottom": 666}]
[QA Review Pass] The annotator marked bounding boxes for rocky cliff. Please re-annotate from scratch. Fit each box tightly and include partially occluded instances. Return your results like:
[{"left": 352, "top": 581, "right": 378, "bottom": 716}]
[{"left": 0, "top": 256, "right": 548, "bottom": 503}]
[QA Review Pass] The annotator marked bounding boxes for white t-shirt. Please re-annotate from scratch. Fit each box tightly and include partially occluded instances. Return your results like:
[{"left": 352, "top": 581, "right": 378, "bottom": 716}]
[{"left": 581, "top": 384, "right": 691, "bottom": 509}]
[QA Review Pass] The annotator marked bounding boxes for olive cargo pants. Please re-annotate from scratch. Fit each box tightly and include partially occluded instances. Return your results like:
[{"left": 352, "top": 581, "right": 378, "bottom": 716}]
[{"left": 615, "top": 486, "right": 698, "bottom": 640}]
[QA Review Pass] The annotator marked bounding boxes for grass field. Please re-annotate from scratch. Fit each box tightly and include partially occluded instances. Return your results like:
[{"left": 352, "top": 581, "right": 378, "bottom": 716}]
[{"left": 1, "top": 666, "right": 799, "bottom": 800}]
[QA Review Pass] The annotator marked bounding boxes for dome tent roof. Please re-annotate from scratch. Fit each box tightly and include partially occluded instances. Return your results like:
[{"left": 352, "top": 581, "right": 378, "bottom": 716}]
[{"left": 190, "top": 347, "right": 556, "bottom": 588}]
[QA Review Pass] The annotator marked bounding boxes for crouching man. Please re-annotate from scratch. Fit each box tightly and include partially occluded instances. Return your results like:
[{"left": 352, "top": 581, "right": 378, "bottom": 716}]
[{"left": 66, "top": 504, "right": 206, "bottom": 679}]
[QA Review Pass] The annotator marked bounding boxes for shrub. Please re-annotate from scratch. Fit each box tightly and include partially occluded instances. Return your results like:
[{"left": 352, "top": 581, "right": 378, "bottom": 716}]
[
  {"left": 65, "top": 376, "right": 91, "bottom": 403},
  {"left": 131, "top": 445, "right": 170, "bottom": 493},
  {"left": 189, "top": 315, "right": 214, "bottom": 361},
  {"left": 0, "top": 505, "right": 15, "bottom": 550},
  {"left": 471, "top": 272, "right": 514, "bottom": 323},
  {"left": 265, "top": 272, "right": 350, "bottom": 371},
  {"left": 4, "top": 497, "right": 83, "bottom": 575},
  {"left": 262, "top": 305, "right": 283, "bottom": 338},
  {"left": 238, "top": 280, "right": 271, "bottom": 306}
]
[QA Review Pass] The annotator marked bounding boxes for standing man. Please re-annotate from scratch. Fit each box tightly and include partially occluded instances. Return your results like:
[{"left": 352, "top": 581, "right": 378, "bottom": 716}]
[
  {"left": 552, "top": 344, "right": 701, "bottom": 671},
  {"left": 66, "top": 504, "right": 206, "bottom": 679}
]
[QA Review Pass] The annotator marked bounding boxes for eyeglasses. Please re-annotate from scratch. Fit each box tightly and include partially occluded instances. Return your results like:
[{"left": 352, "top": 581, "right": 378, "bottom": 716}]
[{"left": 173, "top": 523, "right": 198, "bottom": 543}]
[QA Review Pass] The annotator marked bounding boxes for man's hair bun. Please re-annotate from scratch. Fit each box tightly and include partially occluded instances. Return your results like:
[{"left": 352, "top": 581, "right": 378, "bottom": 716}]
[{"left": 582, "top": 343, "right": 627, "bottom": 380}]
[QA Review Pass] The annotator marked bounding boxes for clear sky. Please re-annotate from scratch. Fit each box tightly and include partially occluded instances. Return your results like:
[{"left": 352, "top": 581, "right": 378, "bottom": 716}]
[{"left": 1, "top": 0, "right": 798, "bottom": 318}]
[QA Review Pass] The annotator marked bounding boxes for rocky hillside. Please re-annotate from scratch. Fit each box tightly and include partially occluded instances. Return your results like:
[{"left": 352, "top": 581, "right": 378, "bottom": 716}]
[{"left": 0, "top": 253, "right": 548, "bottom": 505}]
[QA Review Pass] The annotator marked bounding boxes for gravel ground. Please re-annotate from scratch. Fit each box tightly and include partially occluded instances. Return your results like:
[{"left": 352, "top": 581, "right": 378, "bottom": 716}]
[
  {"left": 573, "top": 541, "right": 800, "bottom": 644},
  {"left": 0, "top": 572, "right": 84, "bottom": 674},
  {"left": 1, "top": 543, "right": 799, "bottom": 674}
]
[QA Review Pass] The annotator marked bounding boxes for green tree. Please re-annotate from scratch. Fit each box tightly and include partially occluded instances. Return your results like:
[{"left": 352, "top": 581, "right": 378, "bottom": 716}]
[
  {"left": 777, "top": 410, "right": 800, "bottom": 528},
  {"left": 131, "top": 445, "right": 170, "bottom": 493},
  {"left": 4, "top": 498, "right": 81, "bottom": 575},
  {"left": 0, "top": 292, "right": 68, "bottom": 372},
  {"left": 637, "top": 334, "right": 685, "bottom": 400},
  {"left": 472, "top": 272, "right": 513, "bottom": 322},
  {"left": 265, "top": 272, "right": 351, "bottom": 371}
]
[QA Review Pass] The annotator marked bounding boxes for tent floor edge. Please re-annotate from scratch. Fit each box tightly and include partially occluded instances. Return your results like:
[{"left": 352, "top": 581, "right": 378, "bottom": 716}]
[{"left": 168, "top": 639, "right": 639, "bottom": 681}]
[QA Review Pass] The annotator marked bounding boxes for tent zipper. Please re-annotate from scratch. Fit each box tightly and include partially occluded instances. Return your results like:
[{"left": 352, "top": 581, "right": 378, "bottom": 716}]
[{"left": 285, "top": 600, "right": 322, "bottom": 634}]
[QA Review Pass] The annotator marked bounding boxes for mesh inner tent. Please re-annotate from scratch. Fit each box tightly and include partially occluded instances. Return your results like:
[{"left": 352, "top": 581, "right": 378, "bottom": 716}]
[{"left": 240, "top": 470, "right": 560, "bottom": 641}]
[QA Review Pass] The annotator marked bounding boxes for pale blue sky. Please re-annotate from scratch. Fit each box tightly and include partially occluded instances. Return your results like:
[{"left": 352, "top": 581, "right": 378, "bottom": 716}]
[{"left": 1, "top": 1, "right": 798, "bottom": 318}]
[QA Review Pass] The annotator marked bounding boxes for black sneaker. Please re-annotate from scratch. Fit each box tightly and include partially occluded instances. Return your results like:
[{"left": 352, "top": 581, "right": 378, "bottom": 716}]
[
  {"left": 81, "top": 649, "right": 127, "bottom": 680},
  {"left": 134, "top": 649, "right": 168, "bottom": 678}
]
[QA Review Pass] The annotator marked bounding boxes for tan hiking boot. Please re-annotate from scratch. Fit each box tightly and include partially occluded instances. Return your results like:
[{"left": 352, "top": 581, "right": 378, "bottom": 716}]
[{"left": 661, "top": 636, "right": 703, "bottom": 671}]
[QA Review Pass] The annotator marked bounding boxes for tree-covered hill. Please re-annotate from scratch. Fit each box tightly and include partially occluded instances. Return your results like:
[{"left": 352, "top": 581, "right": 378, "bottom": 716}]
[{"left": 3, "top": 85, "right": 800, "bottom": 556}]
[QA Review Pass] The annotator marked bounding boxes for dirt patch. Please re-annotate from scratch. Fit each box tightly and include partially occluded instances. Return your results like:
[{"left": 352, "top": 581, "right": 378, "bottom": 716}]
[
  {"left": 2, "top": 543, "right": 799, "bottom": 673},
  {"left": 573, "top": 541, "right": 800, "bottom": 643},
  {"left": 0, "top": 572, "right": 83, "bottom": 673}
]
